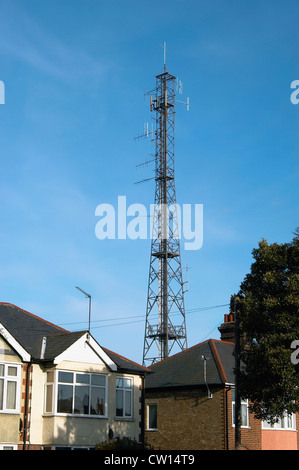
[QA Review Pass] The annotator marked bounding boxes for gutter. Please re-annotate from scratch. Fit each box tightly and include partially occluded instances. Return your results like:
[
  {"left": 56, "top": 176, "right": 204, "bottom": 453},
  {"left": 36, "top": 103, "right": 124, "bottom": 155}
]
[
  {"left": 224, "top": 383, "right": 234, "bottom": 451},
  {"left": 140, "top": 375, "right": 145, "bottom": 447},
  {"left": 201, "top": 355, "right": 213, "bottom": 399}
]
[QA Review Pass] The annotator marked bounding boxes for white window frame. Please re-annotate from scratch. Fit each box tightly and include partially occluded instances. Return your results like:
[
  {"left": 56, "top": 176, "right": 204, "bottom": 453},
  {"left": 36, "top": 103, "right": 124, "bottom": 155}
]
[
  {"left": 0, "top": 363, "right": 21, "bottom": 414},
  {"left": 146, "top": 403, "right": 158, "bottom": 431},
  {"left": 50, "top": 446, "right": 95, "bottom": 450},
  {"left": 0, "top": 444, "right": 18, "bottom": 450},
  {"left": 44, "top": 371, "right": 55, "bottom": 414},
  {"left": 115, "top": 376, "right": 133, "bottom": 419},
  {"left": 262, "top": 412, "right": 296, "bottom": 430},
  {"left": 44, "top": 370, "right": 108, "bottom": 418},
  {"left": 232, "top": 389, "right": 249, "bottom": 428}
]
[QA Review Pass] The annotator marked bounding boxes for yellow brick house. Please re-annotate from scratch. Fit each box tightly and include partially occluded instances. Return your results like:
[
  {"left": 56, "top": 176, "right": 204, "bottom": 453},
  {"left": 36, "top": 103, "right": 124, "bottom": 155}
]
[{"left": 144, "top": 314, "right": 299, "bottom": 450}]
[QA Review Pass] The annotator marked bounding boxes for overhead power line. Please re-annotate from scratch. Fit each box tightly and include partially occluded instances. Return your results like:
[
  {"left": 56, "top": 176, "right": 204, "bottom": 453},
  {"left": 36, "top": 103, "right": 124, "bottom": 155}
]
[{"left": 58, "top": 303, "right": 230, "bottom": 331}]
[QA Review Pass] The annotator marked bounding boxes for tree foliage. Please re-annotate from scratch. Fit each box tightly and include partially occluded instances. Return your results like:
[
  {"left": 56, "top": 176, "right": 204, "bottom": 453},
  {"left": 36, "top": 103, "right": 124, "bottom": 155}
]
[
  {"left": 95, "top": 436, "right": 152, "bottom": 450},
  {"left": 233, "top": 229, "right": 299, "bottom": 422}
]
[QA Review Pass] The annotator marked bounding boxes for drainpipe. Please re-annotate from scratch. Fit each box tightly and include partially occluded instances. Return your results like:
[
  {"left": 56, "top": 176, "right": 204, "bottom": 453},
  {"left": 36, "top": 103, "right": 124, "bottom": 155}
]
[
  {"left": 201, "top": 355, "right": 213, "bottom": 399},
  {"left": 23, "top": 362, "right": 32, "bottom": 450},
  {"left": 140, "top": 375, "right": 145, "bottom": 448},
  {"left": 225, "top": 386, "right": 230, "bottom": 450}
]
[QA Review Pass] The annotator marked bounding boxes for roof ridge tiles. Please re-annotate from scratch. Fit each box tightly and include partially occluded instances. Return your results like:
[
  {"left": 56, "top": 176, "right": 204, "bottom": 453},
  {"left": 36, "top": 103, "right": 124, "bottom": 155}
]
[{"left": 45, "top": 330, "right": 86, "bottom": 338}]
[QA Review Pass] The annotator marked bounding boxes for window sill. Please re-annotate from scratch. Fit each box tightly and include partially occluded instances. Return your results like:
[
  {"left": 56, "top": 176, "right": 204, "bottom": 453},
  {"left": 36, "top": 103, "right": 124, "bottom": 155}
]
[
  {"left": 232, "top": 425, "right": 250, "bottom": 429},
  {"left": 43, "top": 413, "right": 108, "bottom": 419},
  {"left": 262, "top": 428, "right": 297, "bottom": 432},
  {"left": 114, "top": 417, "right": 134, "bottom": 422}
]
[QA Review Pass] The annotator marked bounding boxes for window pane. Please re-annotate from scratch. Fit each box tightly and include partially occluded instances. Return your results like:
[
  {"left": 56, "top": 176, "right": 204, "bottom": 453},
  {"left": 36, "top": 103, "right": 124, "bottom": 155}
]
[
  {"left": 125, "top": 390, "right": 132, "bottom": 416},
  {"left": 116, "top": 378, "right": 123, "bottom": 388},
  {"left": 274, "top": 420, "right": 280, "bottom": 429},
  {"left": 90, "top": 387, "right": 105, "bottom": 415},
  {"left": 116, "top": 389, "right": 123, "bottom": 416},
  {"left": 241, "top": 403, "right": 248, "bottom": 426},
  {"left": 57, "top": 384, "right": 73, "bottom": 413},
  {"left": 0, "top": 365, "right": 4, "bottom": 376},
  {"left": 74, "top": 385, "right": 89, "bottom": 414},
  {"left": 76, "top": 374, "right": 90, "bottom": 384},
  {"left": 58, "top": 371, "right": 73, "bottom": 383},
  {"left": 148, "top": 404, "right": 157, "bottom": 429},
  {"left": 287, "top": 414, "right": 293, "bottom": 429},
  {"left": 124, "top": 378, "right": 132, "bottom": 389},
  {"left": 262, "top": 419, "right": 271, "bottom": 428},
  {"left": 91, "top": 374, "right": 106, "bottom": 387},
  {"left": 45, "top": 384, "right": 53, "bottom": 413},
  {"left": 6, "top": 381, "right": 16, "bottom": 409},
  {"left": 7, "top": 366, "right": 17, "bottom": 377}
]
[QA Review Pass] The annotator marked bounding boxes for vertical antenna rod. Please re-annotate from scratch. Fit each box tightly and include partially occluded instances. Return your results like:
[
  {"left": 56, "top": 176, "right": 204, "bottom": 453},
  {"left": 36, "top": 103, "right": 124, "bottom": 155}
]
[
  {"left": 142, "top": 52, "right": 188, "bottom": 366},
  {"left": 76, "top": 286, "right": 92, "bottom": 335},
  {"left": 163, "top": 41, "right": 167, "bottom": 72}
]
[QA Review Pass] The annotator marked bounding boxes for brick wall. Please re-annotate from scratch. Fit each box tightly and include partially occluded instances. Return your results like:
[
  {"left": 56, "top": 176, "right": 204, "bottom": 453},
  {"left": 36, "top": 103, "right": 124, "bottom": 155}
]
[
  {"left": 145, "top": 386, "right": 225, "bottom": 450},
  {"left": 145, "top": 386, "right": 267, "bottom": 450}
]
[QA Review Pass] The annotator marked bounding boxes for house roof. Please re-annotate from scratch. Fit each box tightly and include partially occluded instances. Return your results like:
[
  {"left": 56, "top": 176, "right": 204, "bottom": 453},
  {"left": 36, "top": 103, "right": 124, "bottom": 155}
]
[
  {"left": 0, "top": 303, "right": 68, "bottom": 359},
  {"left": 41, "top": 331, "right": 87, "bottom": 360},
  {"left": 0, "top": 303, "right": 147, "bottom": 374},
  {"left": 102, "top": 347, "right": 150, "bottom": 374},
  {"left": 145, "top": 339, "right": 235, "bottom": 390}
]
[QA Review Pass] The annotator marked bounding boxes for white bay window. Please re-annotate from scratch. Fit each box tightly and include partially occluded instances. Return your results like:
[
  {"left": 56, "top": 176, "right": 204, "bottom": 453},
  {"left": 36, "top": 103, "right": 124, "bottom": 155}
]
[
  {"left": 45, "top": 370, "right": 107, "bottom": 417},
  {"left": 262, "top": 413, "right": 296, "bottom": 430}
]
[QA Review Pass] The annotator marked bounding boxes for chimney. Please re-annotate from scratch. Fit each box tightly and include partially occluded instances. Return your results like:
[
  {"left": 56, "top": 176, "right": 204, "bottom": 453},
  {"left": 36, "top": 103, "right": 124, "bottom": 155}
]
[{"left": 218, "top": 313, "right": 235, "bottom": 343}]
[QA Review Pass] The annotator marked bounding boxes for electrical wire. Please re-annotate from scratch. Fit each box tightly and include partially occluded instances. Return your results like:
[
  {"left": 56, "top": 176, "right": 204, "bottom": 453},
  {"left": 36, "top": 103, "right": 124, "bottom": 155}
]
[{"left": 58, "top": 303, "right": 230, "bottom": 331}]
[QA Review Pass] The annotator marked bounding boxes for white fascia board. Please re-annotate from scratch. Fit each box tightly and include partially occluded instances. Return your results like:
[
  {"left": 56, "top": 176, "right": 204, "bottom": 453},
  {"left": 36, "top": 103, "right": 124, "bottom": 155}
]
[
  {"left": 0, "top": 323, "right": 31, "bottom": 362},
  {"left": 53, "top": 333, "right": 117, "bottom": 371},
  {"left": 88, "top": 335, "right": 118, "bottom": 371}
]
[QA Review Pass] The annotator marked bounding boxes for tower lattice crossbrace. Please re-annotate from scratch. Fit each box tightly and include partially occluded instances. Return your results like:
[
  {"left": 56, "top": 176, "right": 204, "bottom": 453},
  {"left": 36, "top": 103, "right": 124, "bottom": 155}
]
[{"left": 142, "top": 62, "right": 188, "bottom": 366}]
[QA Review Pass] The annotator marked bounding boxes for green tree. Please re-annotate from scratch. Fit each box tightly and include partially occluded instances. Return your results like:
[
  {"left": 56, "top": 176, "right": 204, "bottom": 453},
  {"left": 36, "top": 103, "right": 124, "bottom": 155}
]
[
  {"left": 95, "top": 436, "right": 152, "bottom": 450},
  {"left": 233, "top": 229, "right": 299, "bottom": 422}
]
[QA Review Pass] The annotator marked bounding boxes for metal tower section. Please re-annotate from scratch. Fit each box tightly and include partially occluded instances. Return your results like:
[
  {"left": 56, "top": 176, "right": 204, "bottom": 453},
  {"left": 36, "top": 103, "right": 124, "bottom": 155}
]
[{"left": 142, "top": 61, "right": 188, "bottom": 366}]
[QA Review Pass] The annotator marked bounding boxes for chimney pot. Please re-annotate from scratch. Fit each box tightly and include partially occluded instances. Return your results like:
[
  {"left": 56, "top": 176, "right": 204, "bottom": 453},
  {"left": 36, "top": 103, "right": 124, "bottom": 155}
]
[{"left": 218, "top": 313, "right": 235, "bottom": 342}]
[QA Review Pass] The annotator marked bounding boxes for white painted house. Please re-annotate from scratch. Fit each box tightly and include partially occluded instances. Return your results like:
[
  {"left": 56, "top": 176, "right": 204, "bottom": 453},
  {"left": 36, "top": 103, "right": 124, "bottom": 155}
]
[{"left": 0, "top": 303, "right": 147, "bottom": 450}]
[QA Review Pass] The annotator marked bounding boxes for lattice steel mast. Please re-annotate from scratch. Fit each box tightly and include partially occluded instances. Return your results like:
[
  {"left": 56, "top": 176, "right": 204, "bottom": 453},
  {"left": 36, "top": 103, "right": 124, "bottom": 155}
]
[{"left": 142, "top": 53, "right": 188, "bottom": 366}]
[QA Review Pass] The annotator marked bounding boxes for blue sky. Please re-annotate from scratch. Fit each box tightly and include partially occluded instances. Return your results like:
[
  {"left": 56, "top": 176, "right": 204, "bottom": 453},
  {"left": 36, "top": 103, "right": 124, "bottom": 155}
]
[{"left": 0, "top": 0, "right": 298, "bottom": 364}]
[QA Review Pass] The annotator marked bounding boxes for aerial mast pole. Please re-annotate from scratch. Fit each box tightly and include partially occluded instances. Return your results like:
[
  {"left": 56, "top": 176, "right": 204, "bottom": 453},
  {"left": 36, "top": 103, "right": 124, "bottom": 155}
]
[{"left": 142, "top": 45, "right": 188, "bottom": 366}]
